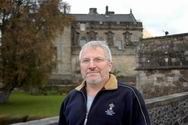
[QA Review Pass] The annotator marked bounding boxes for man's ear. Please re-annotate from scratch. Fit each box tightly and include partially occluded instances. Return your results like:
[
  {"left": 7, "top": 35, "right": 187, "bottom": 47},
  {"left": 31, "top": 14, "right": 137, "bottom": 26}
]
[{"left": 108, "top": 62, "right": 113, "bottom": 71}]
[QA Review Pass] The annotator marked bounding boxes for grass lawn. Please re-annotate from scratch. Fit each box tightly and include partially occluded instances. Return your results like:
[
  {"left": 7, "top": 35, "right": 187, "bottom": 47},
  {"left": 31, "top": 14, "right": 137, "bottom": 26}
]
[{"left": 0, "top": 91, "right": 66, "bottom": 118}]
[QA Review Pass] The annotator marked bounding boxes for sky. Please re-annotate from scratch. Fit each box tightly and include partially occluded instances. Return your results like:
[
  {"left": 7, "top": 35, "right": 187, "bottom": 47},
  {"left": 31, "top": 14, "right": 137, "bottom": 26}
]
[{"left": 64, "top": 0, "right": 188, "bottom": 37}]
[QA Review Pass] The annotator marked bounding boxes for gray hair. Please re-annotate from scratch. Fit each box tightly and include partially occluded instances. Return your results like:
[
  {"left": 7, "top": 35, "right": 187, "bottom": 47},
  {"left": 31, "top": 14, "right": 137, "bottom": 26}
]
[{"left": 79, "top": 41, "right": 112, "bottom": 62}]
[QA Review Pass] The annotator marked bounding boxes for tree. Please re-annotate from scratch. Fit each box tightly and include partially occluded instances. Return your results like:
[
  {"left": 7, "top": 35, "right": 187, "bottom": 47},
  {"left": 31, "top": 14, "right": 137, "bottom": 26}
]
[
  {"left": 0, "top": 0, "right": 73, "bottom": 103},
  {"left": 59, "top": 1, "right": 71, "bottom": 14}
]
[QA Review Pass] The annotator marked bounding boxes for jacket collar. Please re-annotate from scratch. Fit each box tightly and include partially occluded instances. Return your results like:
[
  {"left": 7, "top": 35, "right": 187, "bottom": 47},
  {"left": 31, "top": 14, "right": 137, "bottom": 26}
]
[{"left": 75, "top": 74, "right": 118, "bottom": 91}]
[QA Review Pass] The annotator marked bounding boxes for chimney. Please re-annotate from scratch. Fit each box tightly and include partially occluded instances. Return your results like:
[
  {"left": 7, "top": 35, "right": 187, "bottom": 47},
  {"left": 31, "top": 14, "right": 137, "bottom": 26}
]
[
  {"left": 89, "top": 8, "right": 98, "bottom": 14},
  {"left": 105, "top": 6, "right": 109, "bottom": 15}
]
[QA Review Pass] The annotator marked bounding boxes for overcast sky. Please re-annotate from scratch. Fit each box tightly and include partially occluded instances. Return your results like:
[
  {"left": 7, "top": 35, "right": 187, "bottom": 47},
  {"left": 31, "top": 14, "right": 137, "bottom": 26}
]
[{"left": 65, "top": 0, "right": 188, "bottom": 37}]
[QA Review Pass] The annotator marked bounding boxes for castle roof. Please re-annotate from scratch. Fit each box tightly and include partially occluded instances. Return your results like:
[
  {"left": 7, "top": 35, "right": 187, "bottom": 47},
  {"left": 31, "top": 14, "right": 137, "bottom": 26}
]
[
  {"left": 70, "top": 6, "right": 138, "bottom": 24},
  {"left": 71, "top": 14, "right": 137, "bottom": 23}
]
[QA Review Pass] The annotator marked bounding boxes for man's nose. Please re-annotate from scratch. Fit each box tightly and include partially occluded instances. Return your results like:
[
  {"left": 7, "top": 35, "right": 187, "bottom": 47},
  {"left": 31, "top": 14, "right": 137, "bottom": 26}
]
[{"left": 88, "top": 60, "right": 96, "bottom": 68}]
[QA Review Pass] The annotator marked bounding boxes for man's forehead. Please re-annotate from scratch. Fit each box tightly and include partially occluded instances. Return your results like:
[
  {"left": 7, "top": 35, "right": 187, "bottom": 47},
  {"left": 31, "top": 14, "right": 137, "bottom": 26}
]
[
  {"left": 82, "top": 47, "right": 104, "bottom": 53},
  {"left": 81, "top": 48, "right": 106, "bottom": 58},
  {"left": 84, "top": 46, "right": 101, "bottom": 50}
]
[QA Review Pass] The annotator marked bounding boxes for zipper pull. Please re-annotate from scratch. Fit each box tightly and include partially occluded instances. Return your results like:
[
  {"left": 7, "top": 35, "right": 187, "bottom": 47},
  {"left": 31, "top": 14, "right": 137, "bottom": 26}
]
[{"left": 84, "top": 112, "right": 88, "bottom": 125}]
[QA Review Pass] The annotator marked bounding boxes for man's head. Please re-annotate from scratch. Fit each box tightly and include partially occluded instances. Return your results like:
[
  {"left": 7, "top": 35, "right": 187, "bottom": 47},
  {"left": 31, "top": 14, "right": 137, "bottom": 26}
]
[{"left": 79, "top": 41, "right": 113, "bottom": 85}]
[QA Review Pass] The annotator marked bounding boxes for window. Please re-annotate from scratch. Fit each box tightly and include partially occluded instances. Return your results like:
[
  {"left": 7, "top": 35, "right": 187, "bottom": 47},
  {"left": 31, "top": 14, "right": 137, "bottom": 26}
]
[
  {"left": 106, "top": 31, "right": 114, "bottom": 46},
  {"left": 123, "top": 31, "right": 132, "bottom": 46},
  {"left": 80, "top": 23, "right": 86, "bottom": 31}
]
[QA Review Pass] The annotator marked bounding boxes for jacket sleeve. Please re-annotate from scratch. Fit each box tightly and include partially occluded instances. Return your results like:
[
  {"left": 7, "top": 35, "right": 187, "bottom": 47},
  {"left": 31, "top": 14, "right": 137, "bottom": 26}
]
[
  {"left": 58, "top": 98, "right": 68, "bottom": 125},
  {"left": 131, "top": 88, "right": 151, "bottom": 125}
]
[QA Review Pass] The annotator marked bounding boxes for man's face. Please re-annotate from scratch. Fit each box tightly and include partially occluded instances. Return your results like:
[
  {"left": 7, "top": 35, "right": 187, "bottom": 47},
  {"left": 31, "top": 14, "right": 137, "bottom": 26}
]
[{"left": 80, "top": 47, "right": 112, "bottom": 85}]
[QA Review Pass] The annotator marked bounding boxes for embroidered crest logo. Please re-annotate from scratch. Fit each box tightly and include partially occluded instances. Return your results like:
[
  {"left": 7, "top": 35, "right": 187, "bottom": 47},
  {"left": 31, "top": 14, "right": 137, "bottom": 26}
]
[{"left": 105, "top": 103, "right": 115, "bottom": 116}]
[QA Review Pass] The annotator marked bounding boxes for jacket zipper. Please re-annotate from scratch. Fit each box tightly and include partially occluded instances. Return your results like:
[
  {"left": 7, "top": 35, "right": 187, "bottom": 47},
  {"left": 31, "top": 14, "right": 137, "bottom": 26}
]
[
  {"left": 81, "top": 90, "right": 104, "bottom": 125},
  {"left": 81, "top": 91, "right": 89, "bottom": 125},
  {"left": 84, "top": 112, "right": 88, "bottom": 125}
]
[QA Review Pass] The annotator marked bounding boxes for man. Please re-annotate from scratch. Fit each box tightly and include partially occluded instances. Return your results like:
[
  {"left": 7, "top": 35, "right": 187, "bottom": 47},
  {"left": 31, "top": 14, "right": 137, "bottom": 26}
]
[{"left": 58, "top": 41, "right": 151, "bottom": 125}]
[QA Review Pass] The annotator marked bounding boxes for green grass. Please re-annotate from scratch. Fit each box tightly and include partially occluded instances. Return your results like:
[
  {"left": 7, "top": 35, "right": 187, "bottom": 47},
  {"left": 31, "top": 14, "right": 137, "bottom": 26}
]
[{"left": 0, "top": 91, "right": 66, "bottom": 118}]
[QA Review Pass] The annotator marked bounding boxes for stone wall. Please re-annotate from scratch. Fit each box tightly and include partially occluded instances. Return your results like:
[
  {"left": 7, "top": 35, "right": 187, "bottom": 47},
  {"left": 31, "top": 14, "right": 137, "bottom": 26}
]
[
  {"left": 12, "top": 92, "right": 188, "bottom": 125},
  {"left": 137, "top": 69, "right": 188, "bottom": 98},
  {"left": 146, "top": 92, "right": 188, "bottom": 125},
  {"left": 136, "top": 33, "right": 188, "bottom": 98},
  {"left": 138, "top": 33, "right": 188, "bottom": 70},
  {"left": 50, "top": 26, "right": 72, "bottom": 80},
  {"left": 112, "top": 55, "right": 137, "bottom": 76}
]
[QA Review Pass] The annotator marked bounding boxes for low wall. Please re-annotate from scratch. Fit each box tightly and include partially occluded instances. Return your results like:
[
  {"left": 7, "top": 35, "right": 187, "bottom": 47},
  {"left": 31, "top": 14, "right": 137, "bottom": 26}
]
[
  {"left": 11, "top": 116, "right": 59, "bottom": 125},
  {"left": 146, "top": 91, "right": 188, "bottom": 125},
  {"left": 12, "top": 92, "right": 188, "bottom": 125}
]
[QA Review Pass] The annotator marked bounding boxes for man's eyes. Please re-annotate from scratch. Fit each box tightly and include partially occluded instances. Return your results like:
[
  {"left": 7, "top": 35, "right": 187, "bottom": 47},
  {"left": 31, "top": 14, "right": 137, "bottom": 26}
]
[
  {"left": 81, "top": 58, "right": 106, "bottom": 64},
  {"left": 82, "top": 59, "right": 90, "bottom": 63},
  {"left": 94, "top": 58, "right": 105, "bottom": 62}
]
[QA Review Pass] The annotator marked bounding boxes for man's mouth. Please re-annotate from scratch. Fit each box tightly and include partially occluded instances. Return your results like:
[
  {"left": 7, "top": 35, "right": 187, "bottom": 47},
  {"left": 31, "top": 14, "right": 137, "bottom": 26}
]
[
  {"left": 87, "top": 71, "right": 98, "bottom": 74},
  {"left": 86, "top": 72, "right": 99, "bottom": 76}
]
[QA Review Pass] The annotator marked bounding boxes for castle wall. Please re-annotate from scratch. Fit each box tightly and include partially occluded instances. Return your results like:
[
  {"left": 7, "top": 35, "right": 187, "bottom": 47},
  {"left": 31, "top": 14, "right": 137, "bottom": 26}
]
[
  {"left": 51, "top": 26, "right": 72, "bottom": 80},
  {"left": 111, "top": 47, "right": 137, "bottom": 76},
  {"left": 137, "top": 69, "right": 188, "bottom": 98},
  {"left": 137, "top": 33, "right": 188, "bottom": 98}
]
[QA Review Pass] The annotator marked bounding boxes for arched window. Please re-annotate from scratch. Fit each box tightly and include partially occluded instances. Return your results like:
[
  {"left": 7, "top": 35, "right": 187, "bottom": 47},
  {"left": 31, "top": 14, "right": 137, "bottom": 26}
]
[
  {"left": 123, "top": 31, "right": 132, "bottom": 47},
  {"left": 105, "top": 31, "right": 114, "bottom": 46}
]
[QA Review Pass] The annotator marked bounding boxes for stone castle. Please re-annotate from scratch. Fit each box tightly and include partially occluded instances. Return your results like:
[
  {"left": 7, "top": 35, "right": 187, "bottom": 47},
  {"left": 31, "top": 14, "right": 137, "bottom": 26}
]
[
  {"left": 52, "top": 6, "right": 142, "bottom": 83},
  {"left": 51, "top": 6, "right": 188, "bottom": 98}
]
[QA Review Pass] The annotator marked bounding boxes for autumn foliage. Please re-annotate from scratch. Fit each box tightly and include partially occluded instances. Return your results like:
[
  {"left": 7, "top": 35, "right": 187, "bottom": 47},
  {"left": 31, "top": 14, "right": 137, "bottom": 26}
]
[{"left": 0, "top": 0, "right": 73, "bottom": 102}]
